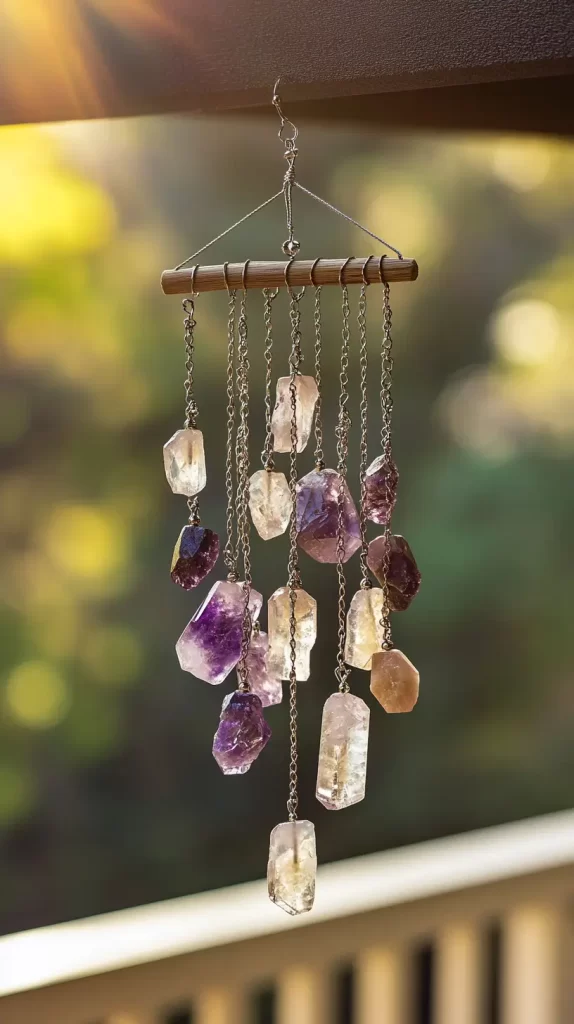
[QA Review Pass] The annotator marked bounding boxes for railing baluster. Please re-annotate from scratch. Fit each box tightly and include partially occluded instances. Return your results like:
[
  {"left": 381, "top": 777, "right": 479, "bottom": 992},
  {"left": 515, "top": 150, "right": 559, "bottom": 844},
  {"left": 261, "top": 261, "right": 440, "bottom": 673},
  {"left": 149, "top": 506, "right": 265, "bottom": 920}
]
[
  {"left": 276, "top": 966, "right": 330, "bottom": 1024},
  {"left": 434, "top": 923, "right": 483, "bottom": 1024},
  {"left": 502, "top": 904, "right": 564, "bottom": 1024},
  {"left": 355, "top": 946, "right": 408, "bottom": 1024},
  {"left": 195, "top": 989, "right": 242, "bottom": 1024}
]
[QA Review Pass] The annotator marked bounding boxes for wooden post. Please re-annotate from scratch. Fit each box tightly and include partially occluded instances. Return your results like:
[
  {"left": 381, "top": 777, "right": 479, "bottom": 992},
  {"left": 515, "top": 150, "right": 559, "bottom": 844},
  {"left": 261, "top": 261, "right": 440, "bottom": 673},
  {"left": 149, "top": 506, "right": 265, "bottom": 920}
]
[
  {"left": 502, "top": 904, "right": 564, "bottom": 1024},
  {"left": 434, "top": 923, "right": 484, "bottom": 1024},
  {"left": 355, "top": 946, "right": 408, "bottom": 1024}
]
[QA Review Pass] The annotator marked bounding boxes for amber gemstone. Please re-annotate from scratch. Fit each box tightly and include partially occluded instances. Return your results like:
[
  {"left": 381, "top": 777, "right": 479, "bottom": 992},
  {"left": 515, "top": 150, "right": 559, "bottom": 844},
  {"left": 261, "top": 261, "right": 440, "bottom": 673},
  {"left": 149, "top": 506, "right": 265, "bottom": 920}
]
[{"left": 370, "top": 648, "right": 419, "bottom": 713}]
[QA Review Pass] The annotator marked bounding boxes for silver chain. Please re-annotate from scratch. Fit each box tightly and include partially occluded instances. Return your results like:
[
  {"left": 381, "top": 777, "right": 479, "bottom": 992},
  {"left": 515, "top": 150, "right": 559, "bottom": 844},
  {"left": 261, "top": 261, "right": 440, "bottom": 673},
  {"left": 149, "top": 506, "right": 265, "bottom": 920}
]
[
  {"left": 312, "top": 286, "right": 325, "bottom": 470},
  {"left": 182, "top": 297, "right": 201, "bottom": 526},
  {"left": 358, "top": 283, "right": 371, "bottom": 588},
  {"left": 286, "top": 286, "right": 304, "bottom": 821},
  {"left": 379, "top": 280, "right": 395, "bottom": 650},
  {"left": 335, "top": 285, "right": 352, "bottom": 693},
  {"left": 235, "top": 290, "right": 253, "bottom": 689},
  {"left": 223, "top": 288, "right": 238, "bottom": 581},
  {"left": 261, "top": 288, "right": 279, "bottom": 470}
]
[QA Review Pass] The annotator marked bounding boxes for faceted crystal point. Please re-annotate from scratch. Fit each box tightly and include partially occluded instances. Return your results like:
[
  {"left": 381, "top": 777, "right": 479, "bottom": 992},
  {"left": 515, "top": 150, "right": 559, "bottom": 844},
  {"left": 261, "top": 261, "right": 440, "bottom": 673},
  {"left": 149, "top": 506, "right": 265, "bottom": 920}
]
[
  {"left": 170, "top": 525, "right": 219, "bottom": 589},
  {"left": 268, "top": 587, "right": 317, "bottom": 681},
  {"left": 344, "top": 588, "right": 385, "bottom": 670},
  {"left": 163, "top": 428, "right": 207, "bottom": 497},
  {"left": 248, "top": 469, "right": 291, "bottom": 540},
  {"left": 367, "top": 534, "right": 421, "bottom": 611},
  {"left": 246, "top": 630, "right": 283, "bottom": 707},
  {"left": 364, "top": 456, "right": 399, "bottom": 525},
  {"left": 271, "top": 375, "right": 319, "bottom": 453},
  {"left": 268, "top": 820, "right": 317, "bottom": 915},
  {"left": 212, "top": 690, "right": 271, "bottom": 775},
  {"left": 316, "top": 692, "right": 370, "bottom": 810},
  {"left": 296, "top": 468, "right": 361, "bottom": 564},
  {"left": 370, "top": 648, "right": 419, "bottom": 713},
  {"left": 176, "top": 580, "right": 262, "bottom": 684}
]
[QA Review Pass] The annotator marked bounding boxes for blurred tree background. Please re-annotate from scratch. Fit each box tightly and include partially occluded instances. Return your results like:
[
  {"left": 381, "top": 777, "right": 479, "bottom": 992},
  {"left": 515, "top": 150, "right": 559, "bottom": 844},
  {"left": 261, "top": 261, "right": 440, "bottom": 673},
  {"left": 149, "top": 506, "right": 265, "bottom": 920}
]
[{"left": 1, "top": 115, "right": 574, "bottom": 935}]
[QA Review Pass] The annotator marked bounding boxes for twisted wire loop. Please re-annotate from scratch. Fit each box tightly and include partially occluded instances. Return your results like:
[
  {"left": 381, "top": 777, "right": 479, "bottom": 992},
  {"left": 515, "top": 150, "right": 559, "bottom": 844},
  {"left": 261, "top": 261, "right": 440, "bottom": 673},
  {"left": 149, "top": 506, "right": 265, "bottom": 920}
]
[
  {"left": 235, "top": 287, "right": 253, "bottom": 691},
  {"left": 312, "top": 285, "right": 326, "bottom": 470},
  {"left": 379, "top": 274, "right": 395, "bottom": 650},
  {"left": 223, "top": 285, "right": 239, "bottom": 581},
  {"left": 182, "top": 297, "right": 202, "bottom": 525},
  {"left": 358, "top": 281, "right": 372, "bottom": 588},
  {"left": 335, "top": 283, "right": 352, "bottom": 694},
  {"left": 261, "top": 287, "right": 279, "bottom": 470},
  {"left": 286, "top": 284, "right": 304, "bottom": 822}
]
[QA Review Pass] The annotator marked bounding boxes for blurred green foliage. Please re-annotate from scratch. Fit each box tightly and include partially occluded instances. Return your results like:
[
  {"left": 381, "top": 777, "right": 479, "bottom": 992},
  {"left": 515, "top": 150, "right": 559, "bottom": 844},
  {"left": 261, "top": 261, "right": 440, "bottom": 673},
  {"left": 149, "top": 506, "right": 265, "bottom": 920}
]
[{"left": 1, "top": 117, "right": 574, "bottom": 933}]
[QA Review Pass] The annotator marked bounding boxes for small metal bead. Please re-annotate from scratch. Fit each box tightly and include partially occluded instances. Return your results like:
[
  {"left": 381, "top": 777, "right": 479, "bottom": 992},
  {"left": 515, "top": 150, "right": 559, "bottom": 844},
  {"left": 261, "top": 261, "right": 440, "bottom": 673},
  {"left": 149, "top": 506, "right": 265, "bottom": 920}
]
[{"left": 282, "top": 239, "right": 301, "bottom": 257}]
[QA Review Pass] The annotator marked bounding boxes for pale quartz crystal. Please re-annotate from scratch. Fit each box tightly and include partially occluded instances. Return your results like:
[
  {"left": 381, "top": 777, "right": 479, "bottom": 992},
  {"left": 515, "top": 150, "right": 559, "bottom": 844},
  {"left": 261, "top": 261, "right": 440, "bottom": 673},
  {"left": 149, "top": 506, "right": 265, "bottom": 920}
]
[
  {"left": 268, "top": 819, "right": 317, "bottom": 915},
  {"left": 248, "top": 469, "right": 291, "bottom": 540},
  {"left": 163, "top": 428, "right": 206, "bottom": 497},
  {"left": 268, "top": 587, "right": 317, "bottom": 681},
  {"left": 316, "top": 692, "right": 370, "bottom": 810},
  {"left": 370, "top": 648, "right": 420, "bottom": 713},
  {"left": 344, "top": 588, "right": 386, "bottom": 670},
  {"left": 271, "top": 376, "right": 319, "bottom": 453},
  {"left": 246, "top": 630, "right": 283, "bottom": 707}
]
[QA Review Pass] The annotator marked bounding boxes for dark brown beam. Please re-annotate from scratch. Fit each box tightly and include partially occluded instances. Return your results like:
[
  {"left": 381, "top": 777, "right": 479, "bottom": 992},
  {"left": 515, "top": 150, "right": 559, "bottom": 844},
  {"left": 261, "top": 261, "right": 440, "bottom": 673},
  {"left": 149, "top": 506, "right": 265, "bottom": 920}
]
[{"left": 161, "top": 258, "right": 418, "bottom": 295}]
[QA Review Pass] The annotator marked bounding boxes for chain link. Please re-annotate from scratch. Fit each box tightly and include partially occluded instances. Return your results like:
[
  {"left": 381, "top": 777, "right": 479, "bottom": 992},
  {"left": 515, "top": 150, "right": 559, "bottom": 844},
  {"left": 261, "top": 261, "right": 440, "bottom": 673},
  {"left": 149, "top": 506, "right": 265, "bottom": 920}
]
[
  {"left": 182, "top": 298, "right": 201, "bottom": 525},
  {"left": 286, "top": 287, "right": 304, "bottom": 821},
  {"left": 312, "top": 286, "right": 325, "bottom": 470},
  {"left": 379, "top": 280, "right": 395, "bottom": 650},
  {"left": 261, "top": 288, "right": 279, "bottom": 470},
  {"left": 357, "top": 282, "right": 371, "bottom": 589},
  {"left": 235, "top": 290, "right": 253, "bottom": 690},
  {"left": 335, "top": 285, "right": 352, "bottom": 693},
  {"left": 223, "top": 288, "right": 238, "bottom": 581}
]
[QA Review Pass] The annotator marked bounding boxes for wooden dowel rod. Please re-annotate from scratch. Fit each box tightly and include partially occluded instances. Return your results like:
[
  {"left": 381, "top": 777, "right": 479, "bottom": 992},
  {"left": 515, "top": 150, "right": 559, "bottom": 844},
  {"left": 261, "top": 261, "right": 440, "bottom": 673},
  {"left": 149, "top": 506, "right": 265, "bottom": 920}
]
[{"left": 161, "top": 257, "right": 418, "bottom": 295}]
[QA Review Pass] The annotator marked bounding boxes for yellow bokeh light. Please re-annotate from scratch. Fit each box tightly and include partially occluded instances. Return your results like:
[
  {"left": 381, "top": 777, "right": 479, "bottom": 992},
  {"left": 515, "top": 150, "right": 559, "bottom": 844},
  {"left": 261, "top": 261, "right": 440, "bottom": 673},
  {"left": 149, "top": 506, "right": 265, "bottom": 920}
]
[
  {"left": 82, "top": 625, "right": 143, "bottom": 686},
  {"left": 5, "top": 661, "right": 70, "bottom": 729},
  {"left": 45, "top": 504, "right": 128, "bottom": 587},
  {"left": 491, "top": 140, "right": 552, "bottom": 192},
  {"left": 490, "top": 299, "right": 561, "bottom": 367}
]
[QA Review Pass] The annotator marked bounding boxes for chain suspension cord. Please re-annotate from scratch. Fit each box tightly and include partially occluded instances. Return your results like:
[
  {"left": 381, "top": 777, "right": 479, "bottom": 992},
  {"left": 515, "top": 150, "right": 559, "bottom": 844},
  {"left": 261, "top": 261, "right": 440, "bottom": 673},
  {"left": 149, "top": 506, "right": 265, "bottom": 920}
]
[
  {"left": 261, "top": 288, "right": 279, "bottom": 470},
  {"left": 313, "top": 286, "right": 325, "bottom": 470},
  {"left": 236, "top": 287, "right": 253, "bottom": 690},
  {"left": 358, "top": 282, "right": 371, "bottom": 589},
  {"left": 223, "top": 286, "right": 239, "bottom": 581},
  {"left": 286, "top": 285, "right": 304, "bottom": 821},
  {"left": 335, "top": 284, "right": 352, "bottom": 693},
  {"left": 379, "top": 279, "right": 395, "bottom": 650},
  {"left": 182, "top": 297, "right": 201, "bottom": 526}
]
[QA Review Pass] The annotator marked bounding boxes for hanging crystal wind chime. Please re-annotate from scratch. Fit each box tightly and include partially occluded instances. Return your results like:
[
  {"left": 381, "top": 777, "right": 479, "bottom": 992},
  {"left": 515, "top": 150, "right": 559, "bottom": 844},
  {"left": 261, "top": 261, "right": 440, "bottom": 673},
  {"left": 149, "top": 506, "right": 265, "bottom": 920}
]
[{"left": 161, "top": 80, "right": 421, "bottom": 914}]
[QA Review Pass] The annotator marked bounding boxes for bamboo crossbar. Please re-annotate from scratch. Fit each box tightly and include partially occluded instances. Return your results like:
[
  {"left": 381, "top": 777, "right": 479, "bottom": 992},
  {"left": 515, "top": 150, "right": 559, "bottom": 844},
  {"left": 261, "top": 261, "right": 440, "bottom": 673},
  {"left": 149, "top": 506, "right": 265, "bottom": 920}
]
[{"left": 161, "top": 257, "right": 418, "bottom": 295}]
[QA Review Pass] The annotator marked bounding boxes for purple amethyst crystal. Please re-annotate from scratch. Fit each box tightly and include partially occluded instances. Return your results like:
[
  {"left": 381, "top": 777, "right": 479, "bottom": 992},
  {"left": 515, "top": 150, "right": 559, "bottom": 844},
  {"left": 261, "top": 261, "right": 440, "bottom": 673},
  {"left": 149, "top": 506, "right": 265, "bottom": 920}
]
[
  {"left": 170, "top": 525, "right": 219, "bottom": 589},
  {"left": 176, "top": 580, "right": 262, "bottom": 684},
  {"left": 296, "top": 468, "right": 361, "bottom": 563},
  {"left": 212, "top": 690, "right": 271, "bottom": 774},
  {"left": 364, "top": 456, "right": 399, "bottom": 525},
  {"left": 367, "top": 534, "right": 421, "bottom": 611}
]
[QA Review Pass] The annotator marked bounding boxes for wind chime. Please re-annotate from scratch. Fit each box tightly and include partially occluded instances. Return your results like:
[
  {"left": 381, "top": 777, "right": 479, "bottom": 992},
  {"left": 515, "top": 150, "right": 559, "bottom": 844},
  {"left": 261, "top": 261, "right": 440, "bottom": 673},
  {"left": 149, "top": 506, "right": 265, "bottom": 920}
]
[{"left": 161, "top": 83, "right": 421, "bottom": 915}]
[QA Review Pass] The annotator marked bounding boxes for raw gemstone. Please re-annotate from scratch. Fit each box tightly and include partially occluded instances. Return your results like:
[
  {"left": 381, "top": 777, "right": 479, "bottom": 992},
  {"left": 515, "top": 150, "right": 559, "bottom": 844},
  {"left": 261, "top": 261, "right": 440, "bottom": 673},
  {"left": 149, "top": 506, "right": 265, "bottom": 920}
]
[
  {"left": 344, "top": 588, "right": 385, "bottom": 670},
  {"left": 364, "top": 456, "right": 399, "bottom": 525},
  {"left": 212, "top": 690, "right": 271, "bottom": 775},
  {"left": 163, "top": 428, "right": 207, "bottom": 497},
  {"left": 176, "top": 580, "right": 262, "bottom": 684},
  {"left": 370, "top": 648, "right": 419, "bottom": 713},
  {"left": 268, "top": 819, "right": 317, "bottom": 916},
  {"left": 296, "top": 468, "right": 361, "bottom": 564},
  {"left": 248, "top": 469, "right": 291, "bottom": 540},
  {"left": 268, "top": 587, "right": 317, "bottom": 681},
  {"left": 316, "top": 692, "right": 370, "bottom": 810},
  {"left": 246, "top": 630, "right": 283, "bottom": 707},
  {"left": 271, "top": 375, "right": 319, "bottom": 453},
  {"left": 170, "top": 525, "right": 219, "bottom": 589},
  {"left": 367, "top": 534, "right": 421, "bottom": 611}
]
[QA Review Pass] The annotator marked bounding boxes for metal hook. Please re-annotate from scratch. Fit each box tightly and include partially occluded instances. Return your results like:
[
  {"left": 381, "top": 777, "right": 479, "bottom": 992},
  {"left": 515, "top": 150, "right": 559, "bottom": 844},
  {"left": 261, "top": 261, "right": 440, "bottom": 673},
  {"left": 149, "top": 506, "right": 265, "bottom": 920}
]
[
  {"left": 285, "top": 257, "right": 306, "bottom": 300},
  {"left": 241, "top": 260, "right": 250, "bottom": 291},
  {"left": 189, "top": 264, "right": 199, "bottom": 296},
  {"left": 309, "top": 257, "right": 322, "bottom": 288},
  {"left": 222, "top": 261, "right": 233, "bottom": 293},
  {"left": 379, "top": 254, "right": 387, "bottom": 284},
  {"left": 272, "top": 77, "right": 299, "bottom": 146},
  {"left": 362, "top": 256, "right": 374, "bottom": 287},
  {"left": 339, "top": 256, "right": 354, "bottom": 288}
]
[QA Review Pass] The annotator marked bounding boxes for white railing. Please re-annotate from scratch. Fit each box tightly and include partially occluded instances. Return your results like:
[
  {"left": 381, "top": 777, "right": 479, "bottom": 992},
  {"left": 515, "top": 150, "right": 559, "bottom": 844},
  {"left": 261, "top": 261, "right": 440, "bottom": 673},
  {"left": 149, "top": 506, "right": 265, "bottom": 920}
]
[{"left": 1, "top": 810, "right": 574, "bottom": 1024}]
